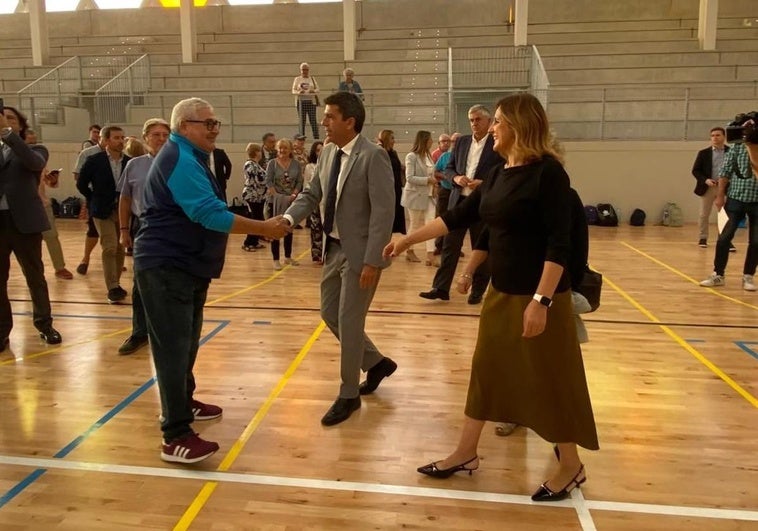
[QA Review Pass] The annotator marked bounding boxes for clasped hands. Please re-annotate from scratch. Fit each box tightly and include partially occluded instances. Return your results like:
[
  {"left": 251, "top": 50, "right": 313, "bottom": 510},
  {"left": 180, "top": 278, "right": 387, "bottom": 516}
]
[
  {"left": 453, "top": 175, "right": 482, "bottom": 190},
  {"left": 262, "top": 215, "right": 294, "bottom": 240}
]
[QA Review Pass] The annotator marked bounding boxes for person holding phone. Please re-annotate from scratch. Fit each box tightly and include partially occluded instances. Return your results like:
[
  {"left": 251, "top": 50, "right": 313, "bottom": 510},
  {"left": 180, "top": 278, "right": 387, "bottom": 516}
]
[{"left": 0, "top": 104, "right": 63, "bottom": 351}]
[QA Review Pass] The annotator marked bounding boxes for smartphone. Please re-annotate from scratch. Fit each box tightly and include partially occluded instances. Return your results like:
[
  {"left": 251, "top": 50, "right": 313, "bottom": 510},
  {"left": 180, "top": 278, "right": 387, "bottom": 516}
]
[{"left": 0, "top": 97, "right": 4, "bottom": 114}]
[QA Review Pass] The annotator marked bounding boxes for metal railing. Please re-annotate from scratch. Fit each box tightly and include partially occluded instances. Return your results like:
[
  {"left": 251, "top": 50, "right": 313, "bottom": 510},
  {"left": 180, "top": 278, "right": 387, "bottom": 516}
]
[
  {"left": 17, "top": 57, "right": 82, "bottom": 128},
  {"left": 548, "top": 81, "right": 758, "bottom": 140},
  {"left": 530, "top": 45, "right": 549, "bottom": 109},
  {"left": 449, "top": 45, "right": 531, "bottom": 89},
  {"left": 15, "top": 54, "right": 142, "bottom": 131},
  {"left": 94, "top": 54, "right": 151, "bottom": 125}
]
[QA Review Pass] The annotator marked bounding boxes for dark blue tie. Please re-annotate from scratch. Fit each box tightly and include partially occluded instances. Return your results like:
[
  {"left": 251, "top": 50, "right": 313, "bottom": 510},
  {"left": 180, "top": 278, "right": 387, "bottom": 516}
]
[{"left": 322, "top": 148, "right": 343, "bottom": 235}]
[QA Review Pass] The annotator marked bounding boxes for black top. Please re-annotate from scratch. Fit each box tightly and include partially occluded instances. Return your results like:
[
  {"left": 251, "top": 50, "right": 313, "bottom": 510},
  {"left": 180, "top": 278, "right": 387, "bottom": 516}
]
[
  {"left": 388, "top": 149, "right": 406, "bottom": 234},
  {"left": 442, "top": 156, "right": 572, "bottom": 295}
]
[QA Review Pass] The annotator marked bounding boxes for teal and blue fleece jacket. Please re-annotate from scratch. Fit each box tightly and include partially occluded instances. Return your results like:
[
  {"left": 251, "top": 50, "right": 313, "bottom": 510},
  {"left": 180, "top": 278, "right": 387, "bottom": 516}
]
[{"left": 134, "top": 132, "right": 234, "bottom": 279}]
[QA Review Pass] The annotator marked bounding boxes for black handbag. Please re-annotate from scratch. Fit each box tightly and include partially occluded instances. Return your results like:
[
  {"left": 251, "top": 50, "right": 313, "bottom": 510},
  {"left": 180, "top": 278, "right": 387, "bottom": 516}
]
[
  {"left": 228, "top": 196, "right": 248, "bottom": 216},
  {"left": 576, "top": 267, "right": 602, "bottom": 312}
]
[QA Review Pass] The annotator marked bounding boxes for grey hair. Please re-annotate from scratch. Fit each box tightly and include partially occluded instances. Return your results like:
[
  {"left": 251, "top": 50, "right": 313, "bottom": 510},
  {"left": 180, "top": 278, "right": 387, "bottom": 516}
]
[
  {"left": 142, "top": 117, "right": 170, "bottom": 137},
  {"left": 170, "top": 98, "right": 213, "bottom": 132},
  {"left": 300, "top": 62, "right": 310, "bottom": 69},
  {"left": 468, "top": 104, "right": 491, "bottom": 118},
  {"left": 343, "top": 68, "right": 354, "bottom": 76}
]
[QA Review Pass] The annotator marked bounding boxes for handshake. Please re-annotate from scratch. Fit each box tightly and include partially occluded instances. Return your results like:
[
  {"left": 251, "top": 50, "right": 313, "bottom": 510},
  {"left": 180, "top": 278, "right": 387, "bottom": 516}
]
[{"left": 261, "top": 215, "right": 294, "bottom": 240}]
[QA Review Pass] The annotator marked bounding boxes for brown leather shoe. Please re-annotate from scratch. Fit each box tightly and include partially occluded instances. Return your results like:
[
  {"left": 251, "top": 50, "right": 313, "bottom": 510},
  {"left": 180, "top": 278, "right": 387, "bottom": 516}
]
[{"left": 55, "top": 268, "right": 73, "bottom": 280}]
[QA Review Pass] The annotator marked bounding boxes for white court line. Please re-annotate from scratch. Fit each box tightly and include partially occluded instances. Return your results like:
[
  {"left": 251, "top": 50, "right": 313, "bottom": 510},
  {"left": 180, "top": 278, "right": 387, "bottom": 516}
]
[
  {"left": 572, "top": 488, "right": 598, "bottom": 531},
  {"left": 1, "top": 454, "right": 757, "bottom": 523}
]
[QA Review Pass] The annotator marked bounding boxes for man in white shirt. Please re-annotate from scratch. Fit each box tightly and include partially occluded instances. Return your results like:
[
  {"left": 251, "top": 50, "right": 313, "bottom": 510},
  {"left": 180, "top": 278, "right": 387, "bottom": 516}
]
[{"left": 420, "top": 105, "right": 503, "bottom": 304}]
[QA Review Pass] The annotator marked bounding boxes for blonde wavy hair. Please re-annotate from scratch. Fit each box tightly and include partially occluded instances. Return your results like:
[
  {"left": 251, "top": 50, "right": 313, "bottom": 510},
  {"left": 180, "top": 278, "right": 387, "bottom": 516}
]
[{"left": 495, "top": 93, "right": 564, "bottom": 165}]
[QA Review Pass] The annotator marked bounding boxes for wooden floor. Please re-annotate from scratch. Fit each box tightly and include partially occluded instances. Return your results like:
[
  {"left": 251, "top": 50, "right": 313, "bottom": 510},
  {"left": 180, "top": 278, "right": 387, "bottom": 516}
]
[{"left": 0, "top": 220, "right": 757, "bottom": 531}]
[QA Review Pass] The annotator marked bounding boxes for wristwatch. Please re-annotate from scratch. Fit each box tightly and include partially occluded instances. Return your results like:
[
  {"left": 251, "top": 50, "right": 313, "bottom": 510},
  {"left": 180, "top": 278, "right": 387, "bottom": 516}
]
[{"left": 532, "top": 293, "right": 553, "bottom": 308}]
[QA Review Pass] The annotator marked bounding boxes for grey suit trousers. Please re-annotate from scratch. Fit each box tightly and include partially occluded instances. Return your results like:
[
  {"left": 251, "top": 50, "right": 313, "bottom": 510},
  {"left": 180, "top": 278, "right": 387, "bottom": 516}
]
[{"left": 321, "top": 238, "right": 384, "bottom": 398}]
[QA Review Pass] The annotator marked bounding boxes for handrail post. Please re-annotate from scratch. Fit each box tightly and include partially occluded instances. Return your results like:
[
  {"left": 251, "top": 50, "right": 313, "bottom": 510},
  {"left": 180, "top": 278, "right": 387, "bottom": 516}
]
[
  {"left": 600, "top": 88, "right": 607, "bottom": 140},
  {"left": 447, "top": 46, "right": 453, "bottom": 133}
]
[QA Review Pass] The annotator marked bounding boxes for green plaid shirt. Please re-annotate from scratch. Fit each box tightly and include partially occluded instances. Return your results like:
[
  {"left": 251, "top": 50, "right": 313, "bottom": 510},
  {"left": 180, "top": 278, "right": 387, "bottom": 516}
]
[{"left": 720, "top": 143, "right": 758, "bottom": 202}]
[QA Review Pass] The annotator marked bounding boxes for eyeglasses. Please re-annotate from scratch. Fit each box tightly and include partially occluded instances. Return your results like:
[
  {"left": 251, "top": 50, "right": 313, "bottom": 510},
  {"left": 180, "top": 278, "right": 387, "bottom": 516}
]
[{"left": 185, "top": 119, "right": 222, "bottom": 131}]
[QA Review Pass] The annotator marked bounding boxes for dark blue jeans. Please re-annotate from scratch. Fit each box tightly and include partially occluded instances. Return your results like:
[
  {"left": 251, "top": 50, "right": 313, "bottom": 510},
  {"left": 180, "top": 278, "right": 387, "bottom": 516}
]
[
  {"left": 714, "top": 198, "right": 758, "bottom": 276},
  {"left": 135, "top": 265, "right": 210, "bottom": 442}
]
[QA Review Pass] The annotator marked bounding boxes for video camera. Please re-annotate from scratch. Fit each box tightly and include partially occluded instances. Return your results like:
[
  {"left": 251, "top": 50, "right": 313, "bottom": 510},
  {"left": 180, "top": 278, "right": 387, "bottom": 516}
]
[{"left": 726, "top": 111, "right": 758, "bottom": 143}]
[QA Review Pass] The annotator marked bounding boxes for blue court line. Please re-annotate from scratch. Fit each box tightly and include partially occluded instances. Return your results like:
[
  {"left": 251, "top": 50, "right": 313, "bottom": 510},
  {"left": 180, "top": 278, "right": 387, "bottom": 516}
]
[
  {"left": 687, "top": 339, "right": 758, "bottom": 362},
  {"left": 0, "top": 319, "right": 230, "bottom": 510},
  {"left": 735, "top": 342, "right": 758, "bottom": 361}
]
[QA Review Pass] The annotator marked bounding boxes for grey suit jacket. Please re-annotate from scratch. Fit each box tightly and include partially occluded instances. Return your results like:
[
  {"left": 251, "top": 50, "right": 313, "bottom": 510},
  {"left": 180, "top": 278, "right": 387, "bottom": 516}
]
[
  {"left": 285, "top": 135, "right": 395, "bottom": 273},
  {"left": 0, "top": 131, "right": 50, "bottom": 234}
]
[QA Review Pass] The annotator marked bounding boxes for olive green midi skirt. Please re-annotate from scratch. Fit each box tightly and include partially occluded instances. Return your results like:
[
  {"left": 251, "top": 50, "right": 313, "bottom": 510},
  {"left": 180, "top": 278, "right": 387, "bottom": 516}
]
[{"left": 464, "top": 289, "right": 599, "bottom": 450}]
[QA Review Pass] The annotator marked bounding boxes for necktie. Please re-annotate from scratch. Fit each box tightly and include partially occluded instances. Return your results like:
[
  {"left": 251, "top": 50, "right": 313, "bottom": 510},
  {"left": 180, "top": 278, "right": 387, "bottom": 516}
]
[{"left": 322, "top": 148, "right": 343, "bottom": 235}]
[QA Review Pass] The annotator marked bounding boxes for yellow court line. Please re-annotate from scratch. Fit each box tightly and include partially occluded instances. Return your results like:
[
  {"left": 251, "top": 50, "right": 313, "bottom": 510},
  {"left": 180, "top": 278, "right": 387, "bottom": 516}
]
[
  {"left": 0, "top": 327, "right": 130, "bottom": 366},
  {"left": 620, "top": 241, "right": 758, "bottom": 311},
  {"left": 173, "top": 320, "right": 327, "bottom": 531},
  {"left": 206, "top": 249, "right": 311, "bottom": 306},
  {"left": 603, "top": 275, "right": 758, "bottom": 409}
]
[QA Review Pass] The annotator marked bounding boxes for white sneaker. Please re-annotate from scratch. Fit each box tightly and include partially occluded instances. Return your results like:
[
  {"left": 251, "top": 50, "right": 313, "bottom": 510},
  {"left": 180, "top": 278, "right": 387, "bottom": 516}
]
[
  {"left": 699, "top": 273, "right": 725, "bottom": 287},
  {"left": 273, "top": 260, "right": 283, "bottom": 271},
  {"left": 742, "top": 275, "right": 756, "bottom": 291}
]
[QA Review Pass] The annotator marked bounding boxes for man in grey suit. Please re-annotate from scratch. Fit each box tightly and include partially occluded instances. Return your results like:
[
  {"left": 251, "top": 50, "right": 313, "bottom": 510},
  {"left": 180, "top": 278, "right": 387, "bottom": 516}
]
[
  {"left": 0, "top": 105, "right": 61, "bottom": 351},
  {"left": 283, "top": 92, "right": 397, "bottom": 426}
]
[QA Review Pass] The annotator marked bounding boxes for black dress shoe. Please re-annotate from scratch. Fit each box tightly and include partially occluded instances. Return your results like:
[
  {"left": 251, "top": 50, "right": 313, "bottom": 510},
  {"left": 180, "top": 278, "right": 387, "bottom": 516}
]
[
  {"left": 531, "top": 465, "right": 586, "bottom": 502},
  {"left": 419, "top": 288, "right": 450, "bottom": 301},
  {"left": 467, "top": 293, "right": 483, "bottom": 305},
  {"left": 417, "top": 455, "right": 479, "bottom": 479},
  {"left": 118, "top": 335, "right": 149, "bottom": 355},
  {"left": 39, "top": 327, "right": 62, "bottom": 345},
  {"left": 321, "top": 396, "right": 361, "bottom": 426},
  {"left": 359, "top": 357, "right": 397, "bottom": 395}
]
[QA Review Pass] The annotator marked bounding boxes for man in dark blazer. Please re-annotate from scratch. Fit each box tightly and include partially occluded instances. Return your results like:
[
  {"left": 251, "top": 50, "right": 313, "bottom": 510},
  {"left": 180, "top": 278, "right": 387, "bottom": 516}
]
[
  {"left": 283, "top": 92, "right": 397, "bottom": 427},
  {"left": 0, "top": 106, "right": 61, "bottom": 350},
  {"left": 77, "top": 126, "right": 130, "bottom": 303},
  {"left": 210, "top": 147, "right": 232, "bottom": 202},
  {"left": 420, "top": 104, "right": 503, "bottom": 304},
  {"left": 692, "top": 126, "right": 730, "bottom": 248}
]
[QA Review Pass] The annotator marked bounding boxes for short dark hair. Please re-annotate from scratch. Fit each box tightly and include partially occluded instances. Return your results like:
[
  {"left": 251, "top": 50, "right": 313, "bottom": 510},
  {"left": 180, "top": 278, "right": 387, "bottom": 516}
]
[
  {"left": 262, "top": 132, "right": 275, "bottom": 142},
  {"left": 101, "top": 125, "right": 124, "bottom": 140},
  {"left": 324, "top": 92, "right": 365, "bottom": 133},
  {"left": 710, "top": 126, "right": 726, "bottom": 135},
  {"left": 3, "top": 105, "right": 29, "bottom": 139},
  {"left": 89, "top": 124, "right": 101, "bottom": 132}
]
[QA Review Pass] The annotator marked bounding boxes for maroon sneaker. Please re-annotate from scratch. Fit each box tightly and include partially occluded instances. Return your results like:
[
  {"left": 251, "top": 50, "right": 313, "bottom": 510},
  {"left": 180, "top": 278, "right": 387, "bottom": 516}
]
[
  {"left": 161, "top": 432, "right": 219, "bottom": 464},
  {"left": 191, "top": 400, "right": 223, "bottom": 421}
]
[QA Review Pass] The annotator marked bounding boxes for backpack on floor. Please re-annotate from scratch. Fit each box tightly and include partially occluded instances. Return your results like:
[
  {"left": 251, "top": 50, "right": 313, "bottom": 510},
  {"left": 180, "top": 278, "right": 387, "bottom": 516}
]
[
  {"left": 584, "top": 205, "right": 599, "bottom": 225},
  {"left": 59, "top": 196, "right": 82, "bottom": 219},
  {"left": 596, "top": 203, "right": 619, "bottom": 227},
  {"left": 629, "top": 208, "right": 646, "bottom": 226},
  {"left": 662, "top": 202, "right": 683, "bottom": 227}
]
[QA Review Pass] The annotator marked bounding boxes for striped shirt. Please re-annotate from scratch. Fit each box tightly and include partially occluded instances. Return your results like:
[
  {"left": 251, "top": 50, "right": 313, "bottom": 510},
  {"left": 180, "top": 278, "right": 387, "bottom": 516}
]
[{"left": 720, "top": 143, "right": 758, "bottom": 203}]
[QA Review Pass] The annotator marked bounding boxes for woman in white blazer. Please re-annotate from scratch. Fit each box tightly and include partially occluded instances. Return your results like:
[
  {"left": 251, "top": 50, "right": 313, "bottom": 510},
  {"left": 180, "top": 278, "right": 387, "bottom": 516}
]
[{"left": 401, "top": 130, "right": 437, "bottom": 264}]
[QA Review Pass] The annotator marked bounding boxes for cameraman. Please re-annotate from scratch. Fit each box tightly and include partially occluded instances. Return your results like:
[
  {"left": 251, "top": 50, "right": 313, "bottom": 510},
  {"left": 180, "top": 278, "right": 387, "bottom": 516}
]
[{"left": 700, "top": 117, "right": 758, "bottom": 291}]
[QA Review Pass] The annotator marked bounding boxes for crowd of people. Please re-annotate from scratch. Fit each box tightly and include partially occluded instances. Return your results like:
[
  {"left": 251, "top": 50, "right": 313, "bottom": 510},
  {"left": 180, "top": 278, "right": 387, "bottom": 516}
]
[{"left": 5, "top": 65, "right": 754, "bottom": 501}]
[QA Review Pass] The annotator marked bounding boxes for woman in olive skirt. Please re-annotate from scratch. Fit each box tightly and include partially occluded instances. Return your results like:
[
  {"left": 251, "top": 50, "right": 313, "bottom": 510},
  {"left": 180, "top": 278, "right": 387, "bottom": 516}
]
[{"left": 383, "top": 93, "right": 598, "bottom": 502}]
